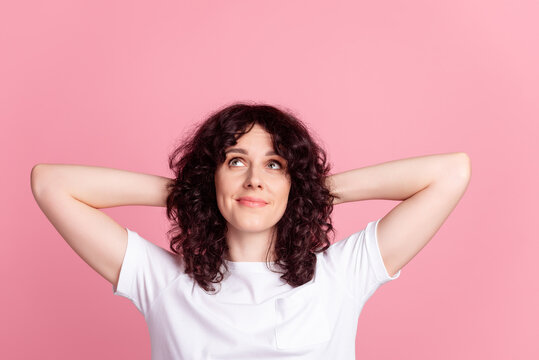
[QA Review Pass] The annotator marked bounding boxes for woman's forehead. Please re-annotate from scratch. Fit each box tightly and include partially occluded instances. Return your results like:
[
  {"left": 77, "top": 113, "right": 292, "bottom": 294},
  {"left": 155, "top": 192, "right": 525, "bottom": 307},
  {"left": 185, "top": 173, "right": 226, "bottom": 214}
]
[{"left": 228, "top": 129, "right": 279, "bottom": 151}]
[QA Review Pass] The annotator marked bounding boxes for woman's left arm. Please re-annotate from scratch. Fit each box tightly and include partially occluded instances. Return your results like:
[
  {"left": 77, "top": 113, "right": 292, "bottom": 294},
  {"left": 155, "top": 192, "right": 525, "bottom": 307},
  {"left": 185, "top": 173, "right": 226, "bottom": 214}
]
[{"left": 325, "top": 152, "right": 471, "bottom": 277}]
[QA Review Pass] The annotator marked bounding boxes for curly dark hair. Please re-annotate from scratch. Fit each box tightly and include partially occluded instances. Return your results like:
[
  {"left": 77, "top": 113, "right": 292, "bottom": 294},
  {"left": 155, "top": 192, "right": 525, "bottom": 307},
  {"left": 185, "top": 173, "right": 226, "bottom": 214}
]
[{"left": 165, "top": 102, "right": 336, "bottom": 294}]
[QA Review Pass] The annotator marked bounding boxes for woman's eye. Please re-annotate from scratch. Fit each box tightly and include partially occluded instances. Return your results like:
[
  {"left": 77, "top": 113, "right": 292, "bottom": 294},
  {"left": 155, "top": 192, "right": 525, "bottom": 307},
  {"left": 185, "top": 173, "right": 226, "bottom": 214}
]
[
  {"left": 228, "top": 158, "right": 244, "bottom": 167},
  {"left": 268, "top": 160, "right": 282, "bottom": 170}
]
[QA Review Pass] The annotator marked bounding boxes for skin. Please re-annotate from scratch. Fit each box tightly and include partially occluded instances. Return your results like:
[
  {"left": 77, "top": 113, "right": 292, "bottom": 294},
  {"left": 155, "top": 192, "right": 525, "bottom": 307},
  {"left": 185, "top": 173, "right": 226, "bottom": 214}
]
[
  {"left": 214, "top": 123, "right": 291, "bottom": 262},
  {"left": 326, "top": 152, "right": 471, "bottom": 277}
]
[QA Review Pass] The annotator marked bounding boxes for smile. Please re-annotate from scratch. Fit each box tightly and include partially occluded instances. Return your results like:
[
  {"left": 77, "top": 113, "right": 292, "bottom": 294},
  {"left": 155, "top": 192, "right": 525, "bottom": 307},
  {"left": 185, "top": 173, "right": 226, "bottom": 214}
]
[{"left": 236, "top": 199, "right": 268, "bottom": 208}]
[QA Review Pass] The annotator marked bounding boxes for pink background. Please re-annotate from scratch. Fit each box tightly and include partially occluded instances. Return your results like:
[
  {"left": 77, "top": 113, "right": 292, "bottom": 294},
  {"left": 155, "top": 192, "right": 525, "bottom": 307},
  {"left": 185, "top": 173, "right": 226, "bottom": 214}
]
[{"left": 2, "top": 1, "right": 537, "bottom": 359}]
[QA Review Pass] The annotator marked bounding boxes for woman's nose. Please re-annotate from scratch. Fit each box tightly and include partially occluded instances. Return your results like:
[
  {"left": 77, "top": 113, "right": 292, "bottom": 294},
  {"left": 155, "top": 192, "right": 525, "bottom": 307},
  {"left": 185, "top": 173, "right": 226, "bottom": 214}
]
[{"left": 244, "top": 165, "right": 264, "bottom": 189}]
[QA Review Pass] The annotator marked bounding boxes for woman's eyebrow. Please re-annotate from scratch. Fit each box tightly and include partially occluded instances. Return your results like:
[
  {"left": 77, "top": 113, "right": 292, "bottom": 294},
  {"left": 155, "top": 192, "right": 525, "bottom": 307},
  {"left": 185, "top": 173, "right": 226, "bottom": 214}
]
[{"left": 225, "top": 148, "right": 277, "bottom": 156}]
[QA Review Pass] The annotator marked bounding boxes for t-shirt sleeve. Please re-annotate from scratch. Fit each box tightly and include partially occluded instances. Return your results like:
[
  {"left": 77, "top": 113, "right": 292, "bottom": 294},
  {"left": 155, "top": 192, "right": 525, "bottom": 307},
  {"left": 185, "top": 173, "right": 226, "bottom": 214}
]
[
  {"left": 112, "top": 227, "right": 183, "bottom": 316},
  {"left": 321, "top": 218, "right": 401, "bottom": 305}
]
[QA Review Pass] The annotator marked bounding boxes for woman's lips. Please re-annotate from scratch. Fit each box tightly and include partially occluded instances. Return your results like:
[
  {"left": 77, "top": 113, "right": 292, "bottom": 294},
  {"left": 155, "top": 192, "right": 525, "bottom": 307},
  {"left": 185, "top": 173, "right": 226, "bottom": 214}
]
[{"left": 237, "top": 199, "right": 268, "bottom": 208}]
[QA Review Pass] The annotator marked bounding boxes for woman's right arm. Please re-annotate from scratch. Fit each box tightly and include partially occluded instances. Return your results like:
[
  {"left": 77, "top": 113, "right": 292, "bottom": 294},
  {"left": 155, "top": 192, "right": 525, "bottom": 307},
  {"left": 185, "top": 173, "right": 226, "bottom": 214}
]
[{"left": 30, "top": 164, "right": 175, "bottom": 288}]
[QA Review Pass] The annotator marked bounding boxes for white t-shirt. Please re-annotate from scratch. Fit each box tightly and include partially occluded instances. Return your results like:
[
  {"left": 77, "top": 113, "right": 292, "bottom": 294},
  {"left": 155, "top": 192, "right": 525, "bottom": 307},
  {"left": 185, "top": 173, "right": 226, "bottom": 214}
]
[{"left": 113, "top": 218, "right": 401, "bottom": 360}]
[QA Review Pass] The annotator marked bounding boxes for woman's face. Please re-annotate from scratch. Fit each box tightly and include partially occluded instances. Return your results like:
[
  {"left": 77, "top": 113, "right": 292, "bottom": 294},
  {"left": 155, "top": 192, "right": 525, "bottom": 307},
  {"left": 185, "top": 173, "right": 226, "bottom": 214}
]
[{"left": 214, "top": 123, "right": 291, "bottom": 234}]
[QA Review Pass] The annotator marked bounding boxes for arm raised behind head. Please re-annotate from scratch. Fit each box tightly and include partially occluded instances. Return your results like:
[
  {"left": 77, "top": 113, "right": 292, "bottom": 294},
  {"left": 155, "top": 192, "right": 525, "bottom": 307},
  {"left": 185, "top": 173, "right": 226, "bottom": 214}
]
[{"left": 30, "top": 163, "right": 174, "bottom": 288}]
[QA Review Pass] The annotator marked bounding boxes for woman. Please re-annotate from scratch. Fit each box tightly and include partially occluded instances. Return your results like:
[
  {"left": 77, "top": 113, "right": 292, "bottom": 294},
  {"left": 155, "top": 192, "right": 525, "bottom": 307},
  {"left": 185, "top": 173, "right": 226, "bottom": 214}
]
[{"left": 31, "top": 102, "right": 471, "bottom": 359}]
